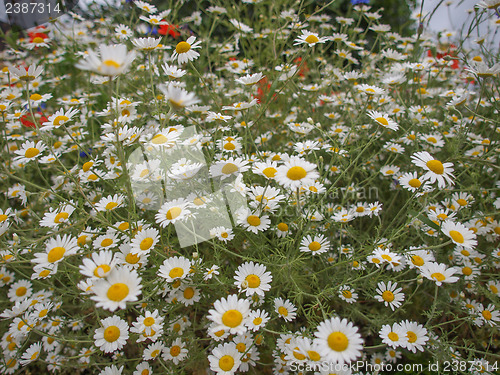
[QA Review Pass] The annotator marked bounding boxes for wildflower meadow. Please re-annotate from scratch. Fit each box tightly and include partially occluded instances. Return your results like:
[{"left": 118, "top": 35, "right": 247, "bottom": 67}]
[{"left": 0, "top": 0, "right": 499, "bottom": 374}]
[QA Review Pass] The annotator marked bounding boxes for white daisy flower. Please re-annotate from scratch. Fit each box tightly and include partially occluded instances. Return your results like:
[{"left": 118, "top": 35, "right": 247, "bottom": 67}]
[
  {"left": 171, "top": 36, "right": 201, "bottom": 64},
  {"left": 233, "top": 261, "right": 272, "bottom": 297},
  {"left": 410, "top": 151, "right": 455, "bottom": 188},
  {"left": 379, "top": 322, "right": 408, "bottom": 348},
  {"left": 375, "top": 281, "right": 405, "bottom": 311},
  {"left": 91, "top": 267, "right": 142, "bottom": 311},
  {"left": 274, "top": 297, "right": 297, "bottom": 322},
  {"left": 93, "top": 315, "right": 129, "bottom": 353},
  {"left": 208, "top": 342, "right": 242, "bottom": 375},
  {"left": 208, "top": 294, "right": 251, "bottom": 335},
  {"left": 441, "top": 220, "right": 477, "bottom": 249},
  {"left": 313, "top": 317, "right": 364, "bottom": 364},
  {"left": 420, "top": 262, "right": 459, "bottom": 286},
  {"left": 157, "top": 256, "right": 192, "bottom": 283}
]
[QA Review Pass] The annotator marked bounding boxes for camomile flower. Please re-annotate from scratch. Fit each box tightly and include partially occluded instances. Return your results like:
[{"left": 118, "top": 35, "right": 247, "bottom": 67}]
[
  {"left": 99, "top": 365, "right": 123, "bottom": 375},
  {"left": 398, "top": 172, "right": 430, "bottom": 195},
  {"left": 76, "top": 44, "right": 137, "bottom": 76},
  {"left": 134, "top": 0, "right": 156, "bottom": 12},
  {"left": 357, "top": 84, "right": 386, "bottom": 96},
  {"left": 420, "top": 262, "right": 459, "bottom": 286},
  {"left": 158, "top": 256, "right": 192, "bottom": 283},
  {"left": 19, "top": 342, "right": 42, "bottom": 366},
  {"left": 163, "top": 338, "right": 188, "bottom": 364},
  {"left": 339, "top": 285, "right": 358, "bottom": 303},
  {"left": 159, "top": 83, "right": 200, "bottom": 110},
  {"left": 208, "top": 294, "right": 251, "bottom": 335},
  {"left": 95, "top": 194, "right": 125, "bottom": 212},
  {"left": 93, "top": 315, "right": 129, "bottom": 353},
  {"left": 274, "top": 297, "right": 297, "bottom": 322},
  {"left": 14, "top": 140, "right": 46, "bottom": 163},
  {"left": 210, "top": 157, "right": 250, "bottom": 179},
  {"left": 91, "top": 267, "right": 142, "bottom": 311},
  {"left": 8, "top": 280, "right": 33, "bottom": 303},
  {"left": 299, "top": 234, "right": 331, "bottom": 255},
  {"left": 229, "top": 18, "right": 253, "bottom": 33},
  {"left": 379, "top": 323, "right": 408, "bottom": 348},
  {"left": 171, "top": 36, "right": 201, "bottom": 64},
  {"left": 9, "top": 63, "right": 43, "bottom": 81},
  {"left": 115, "top": 24, "right": 133, "bottom": 40},
  {"left": 405, "top": 249, "right": 434, "bottom": 269},
  {"left": 32, "top": 234, "right": 79, "bottom": 268},
  {"left": 293, "top": 30, "right": 329, "bottom": 46},
  {"left": 313, "top": 317, "right": 363, "bottom": 364},
  {"left": 41, "top": 108, "right": 79, "bottom": 131},
  {"left": 79, "top": 250, "right": 117, "bottom": 279},
  {"left": 204, "top": 265, "right": 220, "bottom": 280},
  {"left": 131, "top": 309, "right": 164, "bottom": 337},
  {"left": 93, "top": 231, "right": 120, "bottom": 250},
  {"left": 375, "top": 281, "right": 405, "bottom": 311},
  {"left": 133, "top": 362, "right": 152, "bottom": 375},
  {"left": 238, "top": 210, "right": 271, "bottom": 234},
  {"left": 162, "top": 63, "right": 187, "bottom": 79},
  {"left": 247, "top": 309, "right": 269, "bottom": 331},
  {"left": 210, "top": 227, "right": 235, "bottom": 242},
  {"left": 143, "top": 341, "right": 165, "bottom": 360},
  {"left": 233, "top": 261, "right": 272, "bottom": 296},
  {"left": 441, "top": 220, "right": 477, "bottom": 249},
  {"left": 235, "top": 72, "right": 265, "bottom": 85},
  {"left": 39, "top": 203, "right": 76, "bottom": 228},
  {"left": 130, "top": 227, "right": 159, "bottom": 254},
  {"left": 275, "top": 156, "right": 319, "bottom": 189},
  {"left": 155, "top": 198, "right": 192, "bottom": 227},
  {"left": 208, "top": 342, "right": 242, "bottom": 375},
  {"left": 410, "top": 151, "right": 454, "bottom": 188},
  {"left": 131, "top": 37, "right": 161, "bottom": 51},
  {"left": 367, "top": 110, "right": 399, "bottom": 131}
]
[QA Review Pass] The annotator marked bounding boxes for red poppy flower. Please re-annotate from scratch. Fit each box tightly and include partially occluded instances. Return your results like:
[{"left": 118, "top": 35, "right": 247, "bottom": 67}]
[{"left": 158, "top": 23, "right": 180, "bottom": 38}]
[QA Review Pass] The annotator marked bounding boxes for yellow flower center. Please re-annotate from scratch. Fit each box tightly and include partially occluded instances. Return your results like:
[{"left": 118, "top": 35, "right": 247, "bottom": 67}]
[
  {"left": 342, "top": 290, "right": 352, "bottom": 298},
  {"left": 253, "top": 317, "right": 262, "bottom": 325},
  {"left": 25, "top": 147, "right": 40, "bottom": 158},
  {"left": 431, "top": 272, "right": 445, "bottom": 282},
  {"left": 426, "top": 160, "right": 444, "bottom": 174},
  {"left": 448, "top": 230, "right": 464, "bottom": 243},
  {"left": 140, "top": 238, "right": 154, "bottom": 250},
  {"left": 47, "top": 247, "right": 66, "bottom": 263},
  {"left": 286, "top": 166, "right": 307, "bottom": 180},
  {"left": 388, "top": 332, "right": 399, "bottom": 341},
  {"left": 375, "top": 117, "right": 388, "bottom": 126},
  {"left": 456, "top": 198, "right": 468, "bottom": 206},
  {"left": 176, "top": 41, "right": 191, "bottom": 54},
  {"left": 106, "top": 283, "right": 129, "bottom": 301},
  {"left": 247, "top": 215, "right": 261, "bottom": 227},
  {"left": 407, "top": 331, "right": 417, "bottom": 343},
  {"left": 305, "top": 34, "right": 319, "bottom": 44},
  {"left": 221, "top": 163, "right": 239, "bottom": 175},
  {"left": 278, "top": 306, "right": 288, "bottom": 316},
  {"left": 53, "top": 115, "right": 69, "bottom": 126},
  {"left": 482, "top": 310, "right": 492, "bottom": 320},
  {"left": 166, "top": 207, "right": 182, "bottom": 220},
  {"left": 382, "top": 290, "right": 394, "bottom": 302},
  {"left": 105, "top": 202, "right": 118, "bottom": 210},
  {"left": 224, "top": 142, "right": 236, "bottom": 150},
  {"left": 16, "top": 286, "right": 27, "bottom": 297},
  {"left": 277, "top": 223, "right": 288, "bottom": 231},
  {"left": 103, "top": 326, "right": 120, "bottom": 342},
  {"left": 308, "top": 241, "right": 321, "bottom": 251},
  {"left": 125, "top": 252, "right": 140, "bottom": 264},
  {"left": 262, "top": 167, "right": 277, "bottom": 178},
  {"left": 462, "top": 266, "right": 472, "bottom": 276},
  {"left": 411, "top": 255, "right": 424, "bottom": 266},
  {"left": 151, "top": 134, "right": 168, "bottom": 144},
  {"left": 222, "top": 310, "right": 243, "bottom": 328},
  {"left": 30, "top": 94, "right": 42, "bottom": 101},
  {"left": 245, "top": 274, "right": 261, "bottom": 288},
  {"left": 101, "top": 238, "right": 113, "bottom": 247},
  {"left": 219, "top": 355, "right": 235, "bottom": 372},
  {"left": 102, "top": 60, "right": 121, "bottom": 68},
  {"left": 54, "top": 212, "right": 69, "bottom": 223},
  {"left": 327, "top": 332, "right": 349, "bottom": 351},
  {"left": 408, "top": 178, "right": 421, "bottom": 188},
  {"left": 94, "top": 264, "right": 111, "bottom": 277},
  {"left": 169, "top": 267, "right": 184, "bottom": 279}
]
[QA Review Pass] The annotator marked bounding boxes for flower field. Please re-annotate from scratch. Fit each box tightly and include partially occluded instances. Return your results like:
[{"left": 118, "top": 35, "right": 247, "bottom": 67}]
[{"left": 0, "top": 0, "right": 499, "bottom": 374}]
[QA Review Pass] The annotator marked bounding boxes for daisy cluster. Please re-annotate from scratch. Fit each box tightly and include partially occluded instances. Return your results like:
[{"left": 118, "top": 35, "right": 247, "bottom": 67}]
[{"left": 0, "top": 0, "right": 499, "bottom": 374}]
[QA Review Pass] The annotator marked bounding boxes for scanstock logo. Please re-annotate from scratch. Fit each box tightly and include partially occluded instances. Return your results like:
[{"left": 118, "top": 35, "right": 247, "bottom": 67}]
[
  {"left": 127, "top": 126, "right": 248, "bottom": 248},
  {"left": 1, "top": 0, "right": 78, "bottom": 30}
]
